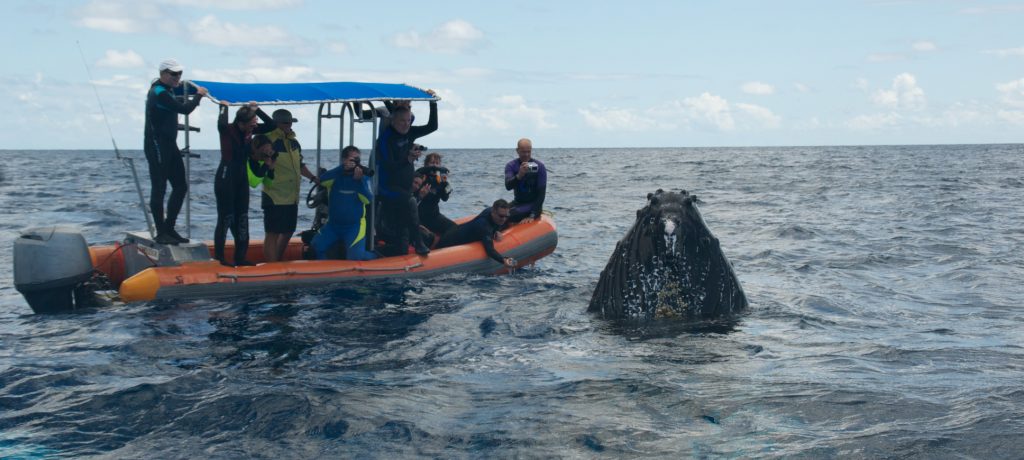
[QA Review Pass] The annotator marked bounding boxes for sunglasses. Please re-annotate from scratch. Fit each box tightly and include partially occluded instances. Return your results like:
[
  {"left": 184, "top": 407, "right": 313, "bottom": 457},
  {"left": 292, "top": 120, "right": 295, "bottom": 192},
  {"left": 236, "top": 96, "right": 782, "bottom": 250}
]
[{"left": 165, "top": 70, "right": 183, "bottom": 77}]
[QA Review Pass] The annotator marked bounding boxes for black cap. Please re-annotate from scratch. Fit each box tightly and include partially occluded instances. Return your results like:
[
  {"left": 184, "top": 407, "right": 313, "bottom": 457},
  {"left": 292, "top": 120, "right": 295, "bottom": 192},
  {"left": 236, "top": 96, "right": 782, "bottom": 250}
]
[{"left": 272, "top": 109, "right": 297, "bottom": 124}]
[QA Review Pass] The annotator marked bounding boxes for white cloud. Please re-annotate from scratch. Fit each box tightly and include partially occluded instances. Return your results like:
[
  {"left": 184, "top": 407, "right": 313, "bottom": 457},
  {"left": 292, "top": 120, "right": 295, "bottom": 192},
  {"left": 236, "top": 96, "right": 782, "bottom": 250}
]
[
  {"left": 996, "top": 78, "right": 1024, "bottom": 107},
  {"left": 872, "top": 73, "right": 926, "bottom": 111},
  {"left": 192, "top": 66, "right": 317, "bottom": 83},
  {"left": 735, "top": 103, "right": 782, "bottom": 128},
  {"left": 579, "top": 107, "right": 657, "bottom": 132},
  {"left": 848, "top": 112, "right": 904, "bottom": 130},
  {"left": 327, "top": 41, "right": 348, "bottom": 54},
  {"left": 74, "top": 1, "right": 177, "bottom": 35},
  {"left": 984, "top": 47, "right": 1024, "bottom": 57},
  {"left": 436, "top": 90, "right": 554, "bottom": 138},
  {"left": 867, "top": 53, "right": 907, "bottom": 62},
  {"left": 741, "top": 81, "right": 775, "bottom": 95},
  {"left": 189, "top": 15, "right": 293, "bottom": 47},
  {"left": 645, "top": 92, "right": 781, "bottom": 131},
  {"left": 678, "top": 92, "right": 734, "bottom": 130},
  {"left": 959, "top": 5, "right": 1024, "bottom": 14},
  {"left": 912, "top": 40, "right": 937, "bottom": 52},
  {"left": 96, "top": 49, "right": 144, "bottom": 68},
  {"left": 997, "top": 110, "right": 1024, "bottom": 125},
  {"left": 391, "top": 19, "right": 485, "bottom": 54},
  {"left": 163, "top": 0, "right": 302, "bottom": 9}
]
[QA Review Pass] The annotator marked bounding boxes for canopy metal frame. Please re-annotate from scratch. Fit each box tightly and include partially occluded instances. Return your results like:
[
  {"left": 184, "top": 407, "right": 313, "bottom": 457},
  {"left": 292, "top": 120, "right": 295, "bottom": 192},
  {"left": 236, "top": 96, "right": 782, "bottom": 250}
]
[{"left": 165, "top": 80, "right": 437, "bottom": 250}]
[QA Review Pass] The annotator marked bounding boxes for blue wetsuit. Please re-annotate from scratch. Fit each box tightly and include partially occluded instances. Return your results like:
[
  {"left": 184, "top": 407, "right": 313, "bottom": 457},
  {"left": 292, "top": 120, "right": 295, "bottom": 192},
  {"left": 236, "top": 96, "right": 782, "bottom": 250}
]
[
  {"left": 504, "top": 158, "right": 548, "bottom": 222},
  {"left": 310, "top": 167, "right": 377, "bottom": 260}
]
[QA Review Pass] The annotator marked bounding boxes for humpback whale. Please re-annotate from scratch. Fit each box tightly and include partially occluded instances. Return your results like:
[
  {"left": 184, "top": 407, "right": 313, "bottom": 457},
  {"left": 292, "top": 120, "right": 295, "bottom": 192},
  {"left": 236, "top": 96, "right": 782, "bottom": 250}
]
[{"left": 589, "top": 189, "right": 748, "bottom": 320}]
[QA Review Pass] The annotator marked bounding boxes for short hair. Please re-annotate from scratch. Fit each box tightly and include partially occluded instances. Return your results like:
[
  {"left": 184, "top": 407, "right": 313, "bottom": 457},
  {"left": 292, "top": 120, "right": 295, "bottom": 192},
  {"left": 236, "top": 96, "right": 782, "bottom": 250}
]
[
  {"left": 252, "top": 134, "right": 271, "bottom": 149},
  {"left": 424, "top": 152, "right": 442, "bottom": 164},
  {"left": 341, "top": 145, "right": 360, "bottom": 158},
  {"left": 493, "top": 199, "right": 510, "bottom": 210},
  {"left": 234, "top": 106, "right": 256, "bottom": 125}
]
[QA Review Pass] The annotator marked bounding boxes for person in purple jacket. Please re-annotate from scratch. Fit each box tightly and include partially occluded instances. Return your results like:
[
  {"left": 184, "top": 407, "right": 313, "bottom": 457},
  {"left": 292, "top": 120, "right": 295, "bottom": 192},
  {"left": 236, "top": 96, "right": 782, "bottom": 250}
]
[{"left": 504, "top": 138, "right": 547, "bottom": 223}]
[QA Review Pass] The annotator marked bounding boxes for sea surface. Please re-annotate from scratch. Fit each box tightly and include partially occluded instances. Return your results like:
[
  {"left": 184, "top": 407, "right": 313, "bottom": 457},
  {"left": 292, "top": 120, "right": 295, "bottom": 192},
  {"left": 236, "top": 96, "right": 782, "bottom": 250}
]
[{"left": 0, "top": 145, "right": 1022, "bottom": 458}]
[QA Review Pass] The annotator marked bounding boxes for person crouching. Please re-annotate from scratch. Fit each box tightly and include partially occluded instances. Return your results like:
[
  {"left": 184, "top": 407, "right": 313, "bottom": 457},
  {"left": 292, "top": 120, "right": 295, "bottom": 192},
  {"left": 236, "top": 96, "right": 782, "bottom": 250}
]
[{"left": 310, "top": 146, "right": 378, "bottom": 260}]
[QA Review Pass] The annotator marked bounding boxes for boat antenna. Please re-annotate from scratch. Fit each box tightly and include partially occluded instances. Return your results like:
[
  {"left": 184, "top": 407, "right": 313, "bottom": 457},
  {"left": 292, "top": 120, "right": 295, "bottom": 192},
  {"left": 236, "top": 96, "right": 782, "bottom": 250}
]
[{"left": 75, "top": 40, "right": 156, "bottom": 236}]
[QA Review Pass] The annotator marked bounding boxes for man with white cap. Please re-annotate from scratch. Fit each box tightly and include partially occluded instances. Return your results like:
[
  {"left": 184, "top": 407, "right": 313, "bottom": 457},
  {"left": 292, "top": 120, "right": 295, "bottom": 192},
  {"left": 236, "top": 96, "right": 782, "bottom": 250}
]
[{"left": 144, "top": 58, "right": 208, "bottom": 244}]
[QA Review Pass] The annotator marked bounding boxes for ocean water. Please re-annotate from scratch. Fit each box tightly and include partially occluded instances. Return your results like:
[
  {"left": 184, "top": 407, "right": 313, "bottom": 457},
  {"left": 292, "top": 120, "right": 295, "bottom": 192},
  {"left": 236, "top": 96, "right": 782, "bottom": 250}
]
[{"left": 0, "top": 145, "right": 1022, "bottom": 458}]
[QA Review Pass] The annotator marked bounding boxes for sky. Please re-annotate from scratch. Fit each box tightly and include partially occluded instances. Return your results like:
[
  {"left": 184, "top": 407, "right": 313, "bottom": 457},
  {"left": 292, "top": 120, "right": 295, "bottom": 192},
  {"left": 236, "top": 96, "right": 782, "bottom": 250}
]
[{"left": 2, "top": 0, "right": 1023, "bottom": 150}]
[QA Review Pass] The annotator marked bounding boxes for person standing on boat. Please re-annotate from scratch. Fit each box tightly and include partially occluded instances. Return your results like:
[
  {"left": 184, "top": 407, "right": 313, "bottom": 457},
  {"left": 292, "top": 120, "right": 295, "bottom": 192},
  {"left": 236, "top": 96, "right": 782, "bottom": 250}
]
[
  {"left": 310, "top": 146, "right": 377, "bottom": 261},
  {"left": 261, "top": 109, "right": 320, "bottom": 262},
  {"left": 144, "top": 58, "right": 208, "bottom": 245},
  {"left": 415, "top": 149, "right": 456, "bottom": 237},
  {"left": 436, "top": 199, "right": 517, "bottom": 268},
  {"left": 375, "top": 91, "right": 438, "bottom": 256},
  {"left": 504, "top": 138, "right": 547, "bottom": 224},
  {"left": 213, "top": 101, "right": 275, "bottom": 267}
]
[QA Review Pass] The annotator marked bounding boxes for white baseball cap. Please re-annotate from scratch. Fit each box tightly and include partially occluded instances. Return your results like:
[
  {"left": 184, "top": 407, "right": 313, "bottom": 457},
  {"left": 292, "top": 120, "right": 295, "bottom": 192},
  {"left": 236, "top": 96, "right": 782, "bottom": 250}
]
[{"left": 158, "top": 58, "right": 184, "bottom": 73}]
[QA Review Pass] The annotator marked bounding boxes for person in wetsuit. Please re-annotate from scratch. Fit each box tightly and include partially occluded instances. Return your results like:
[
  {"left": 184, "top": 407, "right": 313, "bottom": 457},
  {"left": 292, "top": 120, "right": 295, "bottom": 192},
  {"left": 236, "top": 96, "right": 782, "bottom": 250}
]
[
  {"left": 144, "top": 58, "right": 208, "bottom": 245},
  {"left": 504, "top": 138, "right": 547, "bottom": 224},
  {"left": 213, "top": 101, "right": 276, "bottom": 266},
  {"left": 436, "top": 199, "right": 517, "bottom": 268},
  {"left": 374, "top": 91, "right": 438, "bottom": 256},
  {"left": 310, "top": 146, "right": 377, "bottom": 261},
  {"left": 414, "top": 149, "right": 456, "bottom": 237}
]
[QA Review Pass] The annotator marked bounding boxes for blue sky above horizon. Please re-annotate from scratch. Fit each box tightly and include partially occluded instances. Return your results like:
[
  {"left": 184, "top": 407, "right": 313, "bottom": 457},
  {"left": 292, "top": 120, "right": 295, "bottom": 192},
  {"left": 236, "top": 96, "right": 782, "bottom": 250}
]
[{"left": 2, "top": 0, "right": 1023, "bottom": 150}]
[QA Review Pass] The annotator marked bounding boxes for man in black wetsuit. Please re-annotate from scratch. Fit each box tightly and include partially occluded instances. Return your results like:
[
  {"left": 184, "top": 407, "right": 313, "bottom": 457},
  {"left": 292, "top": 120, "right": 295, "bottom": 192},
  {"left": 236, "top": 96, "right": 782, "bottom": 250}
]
[
  {"left": 436, "top": 199, "right": 517, "bottom": 268},
  {"left": 374, "top": 91, "right": 437, "bottom": 256},
  {"left": 414, "top": 149, "right": 456, "bottom": 237},
  {"left": 144, "top": 58, "right": 208, "bottom": 244}
]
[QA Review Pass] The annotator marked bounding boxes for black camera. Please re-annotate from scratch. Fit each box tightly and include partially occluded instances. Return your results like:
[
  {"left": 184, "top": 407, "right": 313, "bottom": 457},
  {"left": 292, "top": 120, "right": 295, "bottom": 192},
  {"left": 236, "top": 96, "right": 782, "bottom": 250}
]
[
  {"left": 348, "top": 157, "right": 375, "bottom": 177},
  {"left": 526, "top": 161, "right": 540, "bottom": 173}
]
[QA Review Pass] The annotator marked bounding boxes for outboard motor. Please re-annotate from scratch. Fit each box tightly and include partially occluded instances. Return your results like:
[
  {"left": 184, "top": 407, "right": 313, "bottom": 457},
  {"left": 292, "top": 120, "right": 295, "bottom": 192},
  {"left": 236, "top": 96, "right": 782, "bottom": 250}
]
[{"left": 14, "top": 226, "right": 95, "bottom": 314}]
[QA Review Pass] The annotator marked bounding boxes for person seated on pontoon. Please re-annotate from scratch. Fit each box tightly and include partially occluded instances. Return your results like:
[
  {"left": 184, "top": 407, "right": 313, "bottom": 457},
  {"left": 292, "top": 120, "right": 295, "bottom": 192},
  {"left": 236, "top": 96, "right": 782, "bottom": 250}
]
[
  {"left": 374, "top": 91, "right": 438, "bottom": 257},
  {"left": 436, "top": 199, "right": 517, "bottom": 268},
  {"left": 310, "top": 146, "right": 377, "bottom": 260},
  {"left": 504, "top": 137, "right": 547, "bottom": 224},
  {"left": 414, "top": 148, "right": 456, "bottom": 238}
]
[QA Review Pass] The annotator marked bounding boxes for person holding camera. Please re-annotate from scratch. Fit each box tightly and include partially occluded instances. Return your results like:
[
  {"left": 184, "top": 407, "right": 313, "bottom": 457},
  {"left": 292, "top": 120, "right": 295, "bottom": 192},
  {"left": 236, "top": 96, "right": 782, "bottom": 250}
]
[
  {"left": 375, "top": 91, "right": 438, "bottom": 256},
  {"left": 213, "top": 101, "right": 275, "bottom": 267},
  {"left": 504, "top": 137, "right": 547, "bottom": 223},
  {"left": 310, "top": 146, "right": 378, "bottom": 260},
  {"left": 414, "top": 149, "right": 457, "bottom": 237}
]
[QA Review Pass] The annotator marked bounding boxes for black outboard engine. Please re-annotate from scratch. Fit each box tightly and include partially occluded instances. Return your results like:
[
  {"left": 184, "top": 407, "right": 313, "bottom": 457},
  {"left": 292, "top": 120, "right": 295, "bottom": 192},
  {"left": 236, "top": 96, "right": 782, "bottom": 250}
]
[{"left": 14, "top": 226, "right": 95, "bottom": 314}]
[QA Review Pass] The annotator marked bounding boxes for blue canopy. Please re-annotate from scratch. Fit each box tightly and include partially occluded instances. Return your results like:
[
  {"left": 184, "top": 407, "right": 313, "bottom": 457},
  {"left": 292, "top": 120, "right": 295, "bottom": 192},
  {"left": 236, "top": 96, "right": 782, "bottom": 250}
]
[{"left": 179, "top": 80, "right": 438, "bottom": 106}]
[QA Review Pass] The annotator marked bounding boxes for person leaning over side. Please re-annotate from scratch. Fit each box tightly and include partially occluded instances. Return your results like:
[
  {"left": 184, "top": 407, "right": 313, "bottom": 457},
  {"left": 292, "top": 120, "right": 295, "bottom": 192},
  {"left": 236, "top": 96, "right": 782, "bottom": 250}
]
[
  {"left": 415, "top": 149, "right": 456, "bottom": 237},
  {"left": 374, "top": 90, "right": 438, "bottom": 256},
  {"left": 213, "top": 101, "right": 275, "bottom": 267},
  {"left": 310, "top": 146, "right": 377, "bottom": 261},
  {"left": 260, "top": 109, "right": 319, "bottom": 263},
  {"left": 436, "top": 199, "right": 517, "bottom": 268},
  {"left": 504, "top": 137, "right": 547, "bottom": 224},
  {"left": 144, "top": 58, "right": 208, "bottom": 245}
]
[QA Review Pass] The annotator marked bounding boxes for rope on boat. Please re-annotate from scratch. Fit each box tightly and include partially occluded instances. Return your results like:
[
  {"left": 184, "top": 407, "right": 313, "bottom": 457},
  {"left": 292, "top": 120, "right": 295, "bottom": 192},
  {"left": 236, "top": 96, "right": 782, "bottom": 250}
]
[{"left": 216, "top": 262, "right": 425, "bottom": 281}]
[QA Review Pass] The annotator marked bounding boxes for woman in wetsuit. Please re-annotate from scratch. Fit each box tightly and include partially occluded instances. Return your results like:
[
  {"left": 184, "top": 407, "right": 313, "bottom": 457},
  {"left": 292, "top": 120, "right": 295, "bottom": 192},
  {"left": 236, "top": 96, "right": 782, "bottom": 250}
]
[
  {"left": 214, "top": 102, "right": 275, "bottom": 266},
  {"left": 415, "top": 150, "right": 457, "bottom": 237}
]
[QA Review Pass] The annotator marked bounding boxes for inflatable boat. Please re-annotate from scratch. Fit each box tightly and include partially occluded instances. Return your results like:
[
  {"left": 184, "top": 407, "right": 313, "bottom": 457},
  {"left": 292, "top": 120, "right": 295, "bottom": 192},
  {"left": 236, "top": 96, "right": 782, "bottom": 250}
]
[
  {"left": 13, "top": 80, "right": 557, "bottom": 313},
  {"left": 14, "top": 216, "right": 556, "bottom": 313}
]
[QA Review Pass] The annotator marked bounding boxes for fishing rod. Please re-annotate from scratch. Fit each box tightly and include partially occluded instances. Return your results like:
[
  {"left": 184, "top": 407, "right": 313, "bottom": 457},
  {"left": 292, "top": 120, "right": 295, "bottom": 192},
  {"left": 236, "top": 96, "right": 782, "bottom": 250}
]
[{"left": 76, "top": 41, "right": 156, "bottom": 237}]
